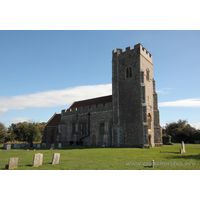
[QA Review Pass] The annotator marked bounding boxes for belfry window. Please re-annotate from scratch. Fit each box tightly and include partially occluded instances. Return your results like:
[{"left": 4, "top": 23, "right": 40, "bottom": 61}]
[{"left": 126, "top": 66, "right": 132, "bottom": 78}]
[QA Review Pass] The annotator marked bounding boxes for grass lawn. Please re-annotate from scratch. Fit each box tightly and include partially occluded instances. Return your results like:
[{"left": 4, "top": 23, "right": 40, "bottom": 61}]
[{"left": 0, "top": 143, "right": 200, "bottom": 170}]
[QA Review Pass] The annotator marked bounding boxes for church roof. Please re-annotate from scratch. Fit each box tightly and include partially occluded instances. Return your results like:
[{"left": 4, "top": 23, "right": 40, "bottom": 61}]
[
  {"left": 46, "top": 113, "right": 61, "bottom": 126},
  {"left": 69, "top": 95, "right": 112, "bottom": 109}
]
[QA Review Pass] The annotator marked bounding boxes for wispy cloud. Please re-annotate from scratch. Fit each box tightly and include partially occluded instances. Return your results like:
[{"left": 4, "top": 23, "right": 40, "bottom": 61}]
[
  {"left": 0, "top": 84, "right": 112, "bottom": 116},
  {"left": 156, "top": 88, "right": 173, "bottom": 95},
  {"left": 159, "top": 98, "right": 200, "bottom": 107}
]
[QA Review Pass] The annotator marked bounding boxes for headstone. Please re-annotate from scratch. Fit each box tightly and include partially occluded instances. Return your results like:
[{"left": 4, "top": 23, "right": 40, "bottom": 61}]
[
  {"left": 52, "top": 153, "right": 60, "bottom": 165},
  {"left": 151, "top": 160, "right": 154, "bottom": 168},
  {"left": 6, "top": 144, "right": 11, "bottom": 150},
  {"left": 27, "top": 143, "right": 31, "bottom": 148},
  {"left": 181, "top": 141, "right": 186, "bottom": 153},
  {"left": 33, "top": 144, "right": 36, "bottom": 148},
  {"left": 42, "top": 143, "right": 46, "bottom": 149},
  {"left": 51, "top": 144, "right": 55, "bottom": 149},
  {"left": 4, "top": 144, "right": 7, "bottom": 149},
  {"left": 16, "top": 144, "right": 20, "bottom": 149},
  {"left": 33, "top": 153, "right": 43, "bottom": 167},
  {"left": 58, "top": 143, "right": 62, "bottom": 148},
  {"left": 13, "top": 143, "right": 17, "bottom": 148},
  {"left": 21, "top": 143, "right": 25, "bottom": 148},
  {"left": 180, "top": 149, "right": 184, "bottom": 154},
  {"left": 8, "top": 157, "right": 18, "bottom": 169},
  {"left": 37, "top": 144, "right": 40, "bottom": 148},
  {"left": 11, "top": 144, "right": 14, "bottom": 148}
]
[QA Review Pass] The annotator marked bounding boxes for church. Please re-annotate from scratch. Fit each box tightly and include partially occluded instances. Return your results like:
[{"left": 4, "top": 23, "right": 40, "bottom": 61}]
[{"left": 42, "top": 43, "right": 163, "bottom": 148}]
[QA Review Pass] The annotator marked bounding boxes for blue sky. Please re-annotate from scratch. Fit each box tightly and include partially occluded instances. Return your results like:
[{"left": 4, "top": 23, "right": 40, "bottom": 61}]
[{"left": 1, "top": 30, "right": 200, "bottom": 129}]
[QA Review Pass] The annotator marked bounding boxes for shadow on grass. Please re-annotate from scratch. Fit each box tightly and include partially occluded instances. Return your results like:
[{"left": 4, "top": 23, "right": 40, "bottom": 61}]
[
  {"left": 160, "top": 151, "right": 180, "bottom": 154},
  {"left": 168, "top": 154, "right": 200, "bottom": 160}
]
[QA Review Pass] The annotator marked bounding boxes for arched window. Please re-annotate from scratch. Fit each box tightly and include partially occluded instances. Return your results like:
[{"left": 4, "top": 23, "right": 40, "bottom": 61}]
[
  {"left": 125, "top": 66, "right": 132, "bottom": 79},
  {"left": 72, "top": 123, "right": 75, "bottom": 134},
  {"left": 81, "top": 122, "right": 87, "bottom": 135}
]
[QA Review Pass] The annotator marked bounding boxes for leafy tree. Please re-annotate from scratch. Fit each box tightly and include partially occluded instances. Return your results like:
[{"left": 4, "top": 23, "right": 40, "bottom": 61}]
[
  {"left": 7, "top": 121, "right": 45, "bottom": 144},
  {"left": 164, "top": 119, "right": 196, "bottom": 143},
  {"left": 0, "top": 122, "right": 7, "bottom": 143}
]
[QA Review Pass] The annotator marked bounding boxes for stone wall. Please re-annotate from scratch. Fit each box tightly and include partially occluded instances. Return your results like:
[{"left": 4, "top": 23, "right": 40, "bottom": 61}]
[{"left": 59, "top": 102, "right": 113, "bottom": 146}]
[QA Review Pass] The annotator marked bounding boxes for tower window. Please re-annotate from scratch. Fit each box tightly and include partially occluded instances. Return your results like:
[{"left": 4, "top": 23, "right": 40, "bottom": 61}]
[
  {"left": 146, "top": 69, "right": 150, "bottom": 81},
  {"left": 125, "top": 66, "right": 132, "bottom": 78}
]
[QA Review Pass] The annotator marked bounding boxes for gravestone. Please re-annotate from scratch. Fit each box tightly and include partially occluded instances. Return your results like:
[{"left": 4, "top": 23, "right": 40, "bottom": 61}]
[
  {"left": 37, "top": 144, "right": 40, "bottom": 148},
  {"left": 33, "top": 153, "right": 43, "bottom": 167},
  {"left": 6, "top": 144, "right": 11, "bottom": 150},
  {"left": 21, "top": 143, "right": 25, "bottom": 148},
  {"left": 181, "top": 141, "right": 186, "bottom": 153},
  {"left": 58, "top": 143, "right": 62, "bottom": 148},
  {"left": 33, "top": 144, "right": 36, "bottom": 148},
  {"left": 8, "top": 157, "right": 18, "bottom": 169},
  {"left": 180, "top": 149, "right": 184, "bottom": 154},
  {"left": 151, "top": 160, "right": 154, "bottom": 168},
  {"left": 16, "top": 144, "right": 20, "bottom": 149},
  {"left": 42, "top": 143, "right": 46, "bottom": 149},
  {"left": 13, "top": 143, "right": 17, "bottom": 148},
  {"left": 4, "top": 144, "right": 7, "bottom": 149},
  {"left": 27, "top": 143, "right": 31, "bottom": 148},
  {"left": 52, "top": 153, "right": 60, "bottom": 165},
  {"left": 51, "top": 144, "right": 55, "bottom": 149},
  {"left": 11, "top": 144, "right": 14, "bottom": 148}
]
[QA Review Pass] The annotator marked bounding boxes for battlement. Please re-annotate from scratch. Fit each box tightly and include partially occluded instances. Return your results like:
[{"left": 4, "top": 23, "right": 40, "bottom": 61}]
[
  {"left": 61, "top": 102, "right": 113, "bottom": 116},
  {"left": 112, "top": 43, "right": 153, "bottom": 64}
]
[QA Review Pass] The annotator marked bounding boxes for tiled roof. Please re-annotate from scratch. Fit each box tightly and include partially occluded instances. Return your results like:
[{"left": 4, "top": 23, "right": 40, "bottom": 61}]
[
  {"left": 69, "top": 95, "right": 112, "bottom": 109},
  {"left": 46, "top": 113, "right": 61, "bottom": 126}
]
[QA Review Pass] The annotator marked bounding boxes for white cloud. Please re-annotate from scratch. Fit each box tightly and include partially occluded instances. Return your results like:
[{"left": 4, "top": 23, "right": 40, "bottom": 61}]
[
  {"left": 8, "top": 117, "right": 34, "bottom": 124},
  {"left": 0, "top": 84, "right": 112, "bottom": 116},
  {"left": 159, "top": 98, "right": 200, "bottom": 107},
  {"left": 191, "top": 122, "right": 200, "bottom": 130},
  {"left": 156, "top": 88, "right": 173, "bottom": 95}
]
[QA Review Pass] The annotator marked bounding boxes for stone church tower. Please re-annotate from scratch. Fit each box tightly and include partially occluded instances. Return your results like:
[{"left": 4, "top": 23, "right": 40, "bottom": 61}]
[{"left": 112, "top": 43, "right": 162, "bottom": 147}]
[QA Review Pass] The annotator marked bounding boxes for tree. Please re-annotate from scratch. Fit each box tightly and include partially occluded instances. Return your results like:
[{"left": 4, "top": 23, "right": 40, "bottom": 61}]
[
  {"left": 0, "top": 122, "right": 7, "bottom": 143},
  {"left": 164, "top": 119, "right": 196, "bottom": 143}
]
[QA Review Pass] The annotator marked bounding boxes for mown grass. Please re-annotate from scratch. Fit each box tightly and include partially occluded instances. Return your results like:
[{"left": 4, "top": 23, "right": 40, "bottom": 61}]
[{"left": 0, "top": 143, "right": 200, "bottom": 170}]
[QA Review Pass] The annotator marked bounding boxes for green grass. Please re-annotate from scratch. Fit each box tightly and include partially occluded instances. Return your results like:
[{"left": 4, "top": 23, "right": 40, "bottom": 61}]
[{"left": 0, "top": 143, "right": 200, "bottom": 170}]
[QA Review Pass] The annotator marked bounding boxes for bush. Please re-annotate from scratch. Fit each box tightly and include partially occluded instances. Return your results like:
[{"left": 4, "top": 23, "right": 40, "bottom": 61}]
[{"left": 162, "top": 135, "right": 173, "bottom": 145}]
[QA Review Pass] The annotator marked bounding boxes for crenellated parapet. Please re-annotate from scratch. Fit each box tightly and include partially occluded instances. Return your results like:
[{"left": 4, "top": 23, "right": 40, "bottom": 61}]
[
  {"left": 62, "top": 102, "right": 113, "bottom": 116},
  {"left": 112, "top": 43, "right": 153, "bottom": 64}
]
